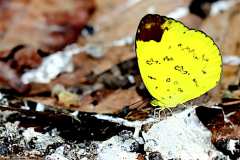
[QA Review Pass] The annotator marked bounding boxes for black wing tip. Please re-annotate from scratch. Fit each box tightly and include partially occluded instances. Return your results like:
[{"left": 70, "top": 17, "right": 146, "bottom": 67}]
[{"left": 136, "top": 14, "right": 166, "bottom": 42}]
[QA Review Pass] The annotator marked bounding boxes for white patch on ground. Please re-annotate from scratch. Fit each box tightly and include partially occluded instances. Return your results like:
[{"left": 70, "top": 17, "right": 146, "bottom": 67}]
[
  {"left": 142, "top": 108, "right": 226, "bottom": 160},
  {"left": 126, "top": 0, "right": 142, "bottom": 8},
  {"left": 147, "top": 6, "right": 156, "bottom": 14},
  {"left": 167, "top": 6, "right": 189, "bottom": 19},
  {"left": 45, "top": 146, "right": 69, "bottom": 160},
  {"left": 35, "top": 103, "right": 45, "bottom": 112},
  {"left": 97, "top": 136, "right": 139, "bottom": 160},
  {"left": 84, "top": 43, "right": 104, "bottom": 58},
  {"left": 23, "top": 128, "right": 64, "bottom": 152},
  {"left": 94, "top": 114, "right": 156, "bottom": 138},
  {"left": 111, "top": 36, "right": 133, "bottom": 47},
  {"left": 228, "top": 139, "right": 240, "bottom": 155},
  {"left": 223, "top": 55, "right": 240, "bottom": 65},
  {"left": 0, "top": 106, "right": 229, "bottom": 159},
  {"left": 21, "top": 100, "right": 30, "bottom": 110},
  {"left": 70, "top": 110, "right": 79, "bottom": 117},
  {"left": 45, "top": 153, "right": 69, "bottom": 160},
  {"left": 21, "top": 36, "right": 134, "bottom": 84},
  {"left": 94, "top": 114, "right": 156, "bottom": 128},
  {"left": 210, "top": 0, "right": 238, "bottom": 16},
  {"left": 95, "top": 108, "right": 227, "bottom": 159},
  {"left": 0, "top": 92, "right": 4, "bottom": 100},
  {"left": 0, "top": 92, "right": 8, "bottom": 106},
  {"left": 0, "top": 111, "right": 18, "bottom": 121},
  {"left": 127, "top": 75, "right": 135, "bottom": 84},
  {"left": 21, "top": 44, "right": 81, "bottom": 84},
  {"left": 21, "top": 43, "right": 106, "bottom": 84}
]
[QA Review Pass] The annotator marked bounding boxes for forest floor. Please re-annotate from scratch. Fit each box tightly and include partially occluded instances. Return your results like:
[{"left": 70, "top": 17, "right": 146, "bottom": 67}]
[{"left": 0, "top": 0, "right": 240, "bottom": 159}]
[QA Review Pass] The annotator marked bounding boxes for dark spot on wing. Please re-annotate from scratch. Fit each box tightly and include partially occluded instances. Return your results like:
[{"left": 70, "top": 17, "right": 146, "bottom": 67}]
[
  {"left": 174, "top": 65, "right": 189, "bottom": 75},
  {"left": 193, "top": 56, "right": 199, "bottom": 60},
  {"left": 192, "top": 78, "right": 198, "bottom": 87},
  {"left": 178, "top": 43, "right": 182, "bottom": 47},
  {"left": 178, "top": 88, "right": 183, "bottom": 92},
  {"left": 136, "top": 14, "right": 166, "bottom": 42},
  {"left": 189, "top": 49, "right": 195, "bottom": 53},
  {"left": 166, "top": 78, "right": 171, "bottom": 82},
  {"left": 163, "top": 56, "right": 174, "bottom": 61},
  {"left": 202, "top": 54, "right": 209, "bottom": 62},
  {"left": 146, "top": 58, "right": 161, "bottom": 65},
  {"left": 202, "top": 70, "right": 207, "bottom": 74},
  {"left": 148, "top": 75, "right": 157, "bottom": 80},
  {"left": 146, "top": 58, "right": 154, "bottom": 65}
]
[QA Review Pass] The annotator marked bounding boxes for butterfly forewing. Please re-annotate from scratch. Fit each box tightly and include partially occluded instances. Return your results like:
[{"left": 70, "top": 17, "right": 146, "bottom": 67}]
[{"left": 135, "top": 14, "right": 222, "bottom": 108}]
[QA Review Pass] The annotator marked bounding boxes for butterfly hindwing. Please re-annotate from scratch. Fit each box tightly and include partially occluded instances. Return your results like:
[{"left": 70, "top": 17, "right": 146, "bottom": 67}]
[{"left": 135, "top": 14, "right": 222, "bottom": 108}]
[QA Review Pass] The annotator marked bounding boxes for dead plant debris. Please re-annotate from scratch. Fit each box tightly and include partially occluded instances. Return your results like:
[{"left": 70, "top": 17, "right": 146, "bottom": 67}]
[{"left": 0, "top": 0, "right": 240, "bottom": 159}]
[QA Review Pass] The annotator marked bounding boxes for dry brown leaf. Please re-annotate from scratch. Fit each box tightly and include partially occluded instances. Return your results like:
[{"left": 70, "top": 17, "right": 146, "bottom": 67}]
[{"left": 0, "top": 0, "right": 95, "bottom": 52}]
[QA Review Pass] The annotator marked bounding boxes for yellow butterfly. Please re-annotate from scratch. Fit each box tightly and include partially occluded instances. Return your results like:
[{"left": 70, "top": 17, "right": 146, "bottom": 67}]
[{"left": 135, "top": 14, "right": 222, "bottom": 109}]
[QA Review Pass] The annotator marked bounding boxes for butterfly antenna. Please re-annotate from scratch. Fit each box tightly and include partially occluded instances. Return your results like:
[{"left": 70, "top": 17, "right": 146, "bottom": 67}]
[
  {"left": 127, "top": 99, "right": 144, "bottom": 107},
  {"left": 127, "top": 98, "right": 150, "bottom": 109}
]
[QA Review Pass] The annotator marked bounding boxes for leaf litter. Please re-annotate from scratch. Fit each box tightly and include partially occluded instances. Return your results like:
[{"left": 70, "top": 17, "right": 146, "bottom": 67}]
[{"left": 0, "top": 0, "right": 240, "bottom": 159}]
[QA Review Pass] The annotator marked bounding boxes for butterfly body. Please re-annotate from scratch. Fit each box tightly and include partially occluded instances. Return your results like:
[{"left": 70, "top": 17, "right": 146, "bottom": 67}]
[{"left": 135, "top": 14, "right": 222, "bottom": 108}]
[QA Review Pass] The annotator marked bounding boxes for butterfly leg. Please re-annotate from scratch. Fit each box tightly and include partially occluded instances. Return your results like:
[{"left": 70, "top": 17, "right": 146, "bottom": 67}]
[
  {"left": 153, "top": 107, "right": 168, "bottom": 120},
  {"left": 151, "top": 99, "right": 173, "bottom": 119},
  {"left": 160, "top": 108, "right": 167, "bottom": 119},
  {"left": 153, "top": 107, "right": 164, "bottom": 119},
  {"left": 166, "top": 107, "right": 173, "bottom": 116},
  {"left": 153, "top": 107, "right": 160, "bottom": 119}
]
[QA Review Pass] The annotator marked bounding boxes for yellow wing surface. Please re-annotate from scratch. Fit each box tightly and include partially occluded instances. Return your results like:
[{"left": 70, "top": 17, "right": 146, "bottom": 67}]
[{"left": 135, "top": 14, "right": 222, "bottom": 108}]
